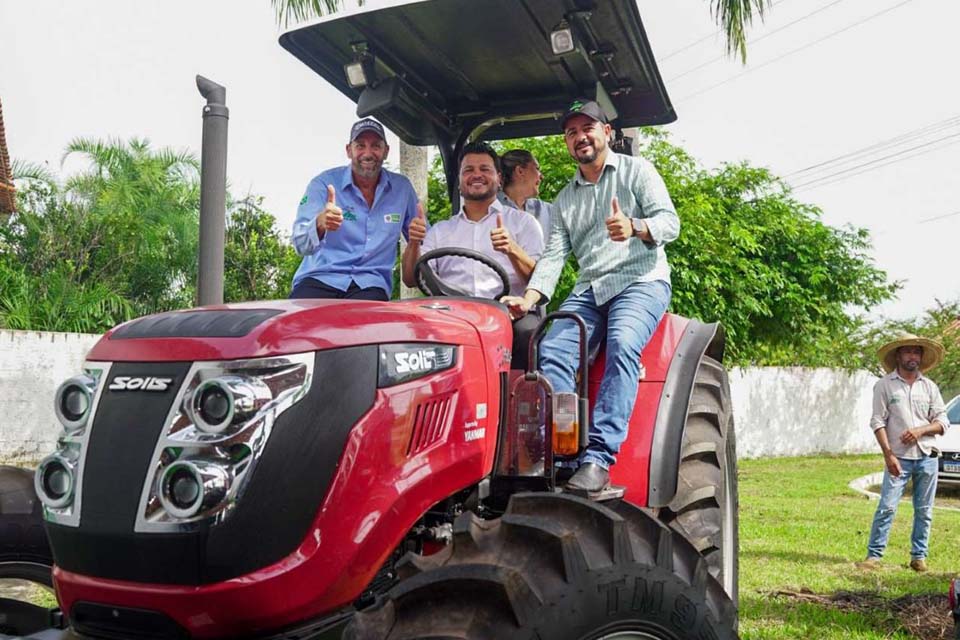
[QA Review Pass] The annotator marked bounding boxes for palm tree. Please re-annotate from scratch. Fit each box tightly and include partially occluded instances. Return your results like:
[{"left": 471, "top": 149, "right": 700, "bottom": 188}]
[{"left": 272, "top": 0, "right": 770, "bottom": 63}]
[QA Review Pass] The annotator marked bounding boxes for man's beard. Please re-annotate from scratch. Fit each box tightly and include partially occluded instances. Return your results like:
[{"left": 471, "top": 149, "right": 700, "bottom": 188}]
[
  {"left": 575, "top": 148, "right": 597, "bottom": 164},
  {"left": 461, "top": 182, "right": 496, "bottom": 201},
  {"left": 353, "top": 158, "right": 382, "bottom": 179}
]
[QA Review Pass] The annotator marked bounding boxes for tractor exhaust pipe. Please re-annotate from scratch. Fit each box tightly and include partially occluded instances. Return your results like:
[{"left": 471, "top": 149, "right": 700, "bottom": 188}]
[{"left": 196, "top": 75, "right": 229, "bottom": 306}]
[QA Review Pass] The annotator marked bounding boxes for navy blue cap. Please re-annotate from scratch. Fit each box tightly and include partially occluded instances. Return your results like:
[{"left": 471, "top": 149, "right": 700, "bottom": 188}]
[{"left": 350, "top": 118, "right": 386, "bottom": 142}]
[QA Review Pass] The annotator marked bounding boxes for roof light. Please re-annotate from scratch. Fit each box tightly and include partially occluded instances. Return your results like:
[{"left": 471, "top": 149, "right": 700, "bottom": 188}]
[{"left": 550, "top": 23, "right": 575, "bottom": 55}]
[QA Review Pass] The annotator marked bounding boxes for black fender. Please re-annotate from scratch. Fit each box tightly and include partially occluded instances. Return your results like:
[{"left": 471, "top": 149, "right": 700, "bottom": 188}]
[{"left": 646, "top": 320, "right": 726, "bottom": 507}]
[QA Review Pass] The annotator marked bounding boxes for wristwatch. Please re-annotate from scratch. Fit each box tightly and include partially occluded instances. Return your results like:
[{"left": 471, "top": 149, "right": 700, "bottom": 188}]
[{"left": 630, "top": 217, "right": 647, "bottom": 239}]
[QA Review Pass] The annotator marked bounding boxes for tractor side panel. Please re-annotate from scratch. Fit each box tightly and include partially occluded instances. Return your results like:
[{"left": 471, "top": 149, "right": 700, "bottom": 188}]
[{"left": 587, "top": 313, "right": 690, "bottom": 505}]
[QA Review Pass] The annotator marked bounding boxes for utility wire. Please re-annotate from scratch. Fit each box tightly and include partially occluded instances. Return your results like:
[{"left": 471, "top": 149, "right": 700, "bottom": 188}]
[
  {"left": 918, "top": 209, "right": 960, "bottom": 225},
  {"left": 792, "top": 132, "right": 960, "bottom": 189},
  {"left": 676, "top": 0, "right": 917, "bottom": 103},
  {"left": 659, "top": 0, "right": 793, "bottom": 62},
  {"left": 785, "top": 115, "right": 960, "bottom": 178},
  {"left": 668, "top": 0, "right": 848, "bottom": 83},
  {"left": 791, "top": 134, "right": 960, "bottom": 191}
]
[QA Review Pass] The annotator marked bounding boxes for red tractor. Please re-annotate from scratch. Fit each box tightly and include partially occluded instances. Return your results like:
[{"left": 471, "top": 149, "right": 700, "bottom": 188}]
[{"left": 0, "top": 1, "right": 738, "bottom": 638}]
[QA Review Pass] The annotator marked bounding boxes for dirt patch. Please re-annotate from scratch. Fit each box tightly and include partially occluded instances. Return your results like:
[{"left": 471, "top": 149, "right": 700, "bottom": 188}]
[{"left": 768, "top": 589, "right": 955, "bottom": 640}]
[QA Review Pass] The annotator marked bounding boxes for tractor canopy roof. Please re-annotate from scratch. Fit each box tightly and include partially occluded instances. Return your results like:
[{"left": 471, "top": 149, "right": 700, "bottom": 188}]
[{"left": 279, "top": 0, "right": 675, "bottom": 148}]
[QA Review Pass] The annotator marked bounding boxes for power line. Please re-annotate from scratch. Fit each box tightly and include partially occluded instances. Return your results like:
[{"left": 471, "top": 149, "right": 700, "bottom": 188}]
[
  {"left": 659, "top": 0, "right": 793, "bottom": 62},
  {"left": 791, "top": 133, "right": 960, "bottom": 191},
  {"left": 874, "top": 209, "right": 960, "bottom": 236},
  {"left": 785, "top": 115, "right": 960, "bottom": 178},
  {"left": 676, "top": 0, "right": 917, "bottom": 103},
  {"left": 792, "top": 132, "right": 960, "bottom": 189},
  {"left": 918, "top": 210, "right": 960, "bottom": 225},
  {"left": 668, "top": 0, "right": 849, "bottom": 84}
]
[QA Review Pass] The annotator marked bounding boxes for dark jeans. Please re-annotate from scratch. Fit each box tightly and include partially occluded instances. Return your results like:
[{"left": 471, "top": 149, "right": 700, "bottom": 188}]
[{"left": 289, "top": 278, "right": 388, "bottom": 301}]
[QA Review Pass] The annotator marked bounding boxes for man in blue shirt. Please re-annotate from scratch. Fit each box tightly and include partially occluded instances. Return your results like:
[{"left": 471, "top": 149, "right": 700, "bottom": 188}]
[{"left": 290, "top": 118, "right": 420, "bottom": 300}]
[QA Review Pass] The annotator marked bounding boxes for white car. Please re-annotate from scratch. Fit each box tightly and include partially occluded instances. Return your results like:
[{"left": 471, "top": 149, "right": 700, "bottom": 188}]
[{"left": 937, "top": 395, "right": 960, "bottom": 485}]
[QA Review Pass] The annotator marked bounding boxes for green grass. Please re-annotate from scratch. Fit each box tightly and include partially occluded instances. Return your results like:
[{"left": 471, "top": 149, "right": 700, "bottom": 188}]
[{"left": 738, "top": 454, "right": 959, "bottom": 639}]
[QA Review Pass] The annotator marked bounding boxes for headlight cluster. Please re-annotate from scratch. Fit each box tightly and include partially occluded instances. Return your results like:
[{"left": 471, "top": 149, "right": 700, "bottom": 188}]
[
  {"left": 135, "top": 353, "right": 313, "bottom": 532},
  {"left": 36, "top": 367, "right": 108, "bottom": 524}
]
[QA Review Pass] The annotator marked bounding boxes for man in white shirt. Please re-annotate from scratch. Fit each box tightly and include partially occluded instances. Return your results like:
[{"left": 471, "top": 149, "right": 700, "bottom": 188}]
[
  {"left": 402, "top": 141, "right": 544, "bottom": 367},
  {"left": 857, "top": 332, "right": 949, "bottom": 573}
]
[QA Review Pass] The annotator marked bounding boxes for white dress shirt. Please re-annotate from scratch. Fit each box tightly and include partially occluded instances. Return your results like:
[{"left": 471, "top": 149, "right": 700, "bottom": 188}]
[{"left": 422, "top": 199, "right": 544, "bottom": 298}]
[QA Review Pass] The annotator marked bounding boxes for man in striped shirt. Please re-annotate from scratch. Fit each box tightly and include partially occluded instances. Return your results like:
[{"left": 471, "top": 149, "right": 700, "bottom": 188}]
[{"left": 501, "top": 99, "right": 679, "bottom": 494}]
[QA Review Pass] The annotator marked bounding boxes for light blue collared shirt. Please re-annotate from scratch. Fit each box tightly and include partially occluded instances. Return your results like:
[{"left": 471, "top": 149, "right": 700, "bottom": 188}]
[
  {"left": 497, "top": 191, "right": 555, "bottom": 241},
  {"left": 528, "top": 152, "right": 680, "bottom": 305},
  {"left": 291, "top": 165, "right": 419, "bottom": 296}
]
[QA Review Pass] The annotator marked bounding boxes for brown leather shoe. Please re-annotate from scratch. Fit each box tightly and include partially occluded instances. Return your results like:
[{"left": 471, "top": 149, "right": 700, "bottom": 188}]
[
  {"left": 855, "top": 557, "right": 882, "bottom": 570},
  {"left": 566, "top": 463, "right": 610, "bottom": 492},
  {"left": 909, "top": 558, "right": 928, "bottom": 572}
]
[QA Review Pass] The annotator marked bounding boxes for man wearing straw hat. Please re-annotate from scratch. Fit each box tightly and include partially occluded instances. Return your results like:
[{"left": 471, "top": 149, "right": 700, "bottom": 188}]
[{"left": 857, "top": 332, "right": 949, "bottom": 572}]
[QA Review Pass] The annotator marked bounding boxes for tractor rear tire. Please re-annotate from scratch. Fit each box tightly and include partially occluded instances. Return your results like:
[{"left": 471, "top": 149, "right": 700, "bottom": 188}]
[
  {"left": 659, "top": 356, "right": 738, "bottom": 607},
  {"left": 0, "top": 466, "right": 54, "bottom": 577},
  {"left": 0, "top": 466, "right": 56, "bottom": 636},
  {"left": 345, "top": 492, "right": 737, "bottom": 640}
]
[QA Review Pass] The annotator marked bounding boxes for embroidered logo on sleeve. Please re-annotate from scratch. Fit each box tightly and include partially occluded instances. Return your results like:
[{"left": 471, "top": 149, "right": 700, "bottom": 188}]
[
  {"left": 384, "top": 213, "right": 402, "bottom": 223},
  {"left": 299, "top": 195, "right": 308, "bottom": 205}
]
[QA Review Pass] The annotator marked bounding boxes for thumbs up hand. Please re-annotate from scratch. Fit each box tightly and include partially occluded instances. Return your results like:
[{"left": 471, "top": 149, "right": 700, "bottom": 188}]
[
  {"left": 316, "top": 184, "right": 344, "bottom": 234},
  {"left": 490, "top": 212, "right": 514, "bottom": 255},
  {"left": 408, "top": 202, "right": 428, "bottom": 244},
  {"left": 606, "top": 196, "right": 632, "bottom": 242}
]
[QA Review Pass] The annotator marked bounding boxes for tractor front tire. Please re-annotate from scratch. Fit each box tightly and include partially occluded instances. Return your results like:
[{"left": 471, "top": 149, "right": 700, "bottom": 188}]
[{"left": 345, "top": 492, "right": 737, "bottom": 640}]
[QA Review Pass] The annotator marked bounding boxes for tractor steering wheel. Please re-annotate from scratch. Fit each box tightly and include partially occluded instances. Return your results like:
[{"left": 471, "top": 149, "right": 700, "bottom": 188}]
[{"left": 413, "top": 247, "right": 511, "bottom": 300}]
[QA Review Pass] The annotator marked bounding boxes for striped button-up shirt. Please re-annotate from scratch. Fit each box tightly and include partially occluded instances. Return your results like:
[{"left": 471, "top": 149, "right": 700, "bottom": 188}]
[
  {"left": 527, "top": 152, "right": 680, "bottom": 305},
  {"left": 870, "top": 371, "right": 949, "bottom": 459}
]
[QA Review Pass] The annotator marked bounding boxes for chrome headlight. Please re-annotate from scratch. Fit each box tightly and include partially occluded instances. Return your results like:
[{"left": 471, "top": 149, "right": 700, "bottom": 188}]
[
  {"left": 188, "top": 376, "right": 273, "bottom": 434},
  {"left": 54, "top": 374, "right": 98, "bottom": 433},
  {"left": 136, "top": 353, "right": 313, "bottom": 532},
  {"left": 39, "top": 365, "right": 109, "bottom": 525},
  {"left": 35, "top": 452, "right": 77, "bottom": 510},
  {"left": 158, "top": 460, "right": 232, "bottom": 519}
]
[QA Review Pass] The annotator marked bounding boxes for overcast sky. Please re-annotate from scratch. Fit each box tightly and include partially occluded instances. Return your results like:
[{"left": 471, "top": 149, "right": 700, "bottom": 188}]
[{"left": 1, "top": 0, "right": 957, "bottom": 321}]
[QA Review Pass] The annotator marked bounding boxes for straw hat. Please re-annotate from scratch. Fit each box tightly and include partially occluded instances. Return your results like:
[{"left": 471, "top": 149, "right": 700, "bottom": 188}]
[{"left": 877, "top": 332, "right": 944, "bottom": 373}]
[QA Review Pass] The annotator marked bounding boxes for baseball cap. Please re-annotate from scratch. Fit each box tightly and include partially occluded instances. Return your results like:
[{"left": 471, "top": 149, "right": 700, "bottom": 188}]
[
  {"left": 559, "top": 99, "right": 608, "bottom": 131},
  {"left": 350, "top": 118, "right": 386, "bottom": 142}
]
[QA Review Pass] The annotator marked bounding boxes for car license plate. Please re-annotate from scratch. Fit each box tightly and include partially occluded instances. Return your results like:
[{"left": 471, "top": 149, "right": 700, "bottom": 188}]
[{"left": 944, "top": 462, "right": 960, "bottom": 473}]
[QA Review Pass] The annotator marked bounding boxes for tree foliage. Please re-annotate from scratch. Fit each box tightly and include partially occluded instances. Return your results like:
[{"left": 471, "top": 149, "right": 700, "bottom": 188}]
[
  {"left": 427, "top": 130, "right": 897, "bottom": 367},
  {"left": 1, "top": 138, "right": 295, "bottom": 333},
  {"left": 224, "top": 197, "right": 301, "bottom": 302}
]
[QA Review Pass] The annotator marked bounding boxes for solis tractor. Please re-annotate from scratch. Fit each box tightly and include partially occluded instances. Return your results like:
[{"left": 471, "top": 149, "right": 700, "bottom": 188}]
[{"left": 0, "top": 1, "right": 739, "bottom": 638}]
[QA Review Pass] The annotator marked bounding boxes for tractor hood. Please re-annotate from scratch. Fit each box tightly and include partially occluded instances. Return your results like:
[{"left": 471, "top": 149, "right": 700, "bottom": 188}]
[{"left": 87, "top": 298, "right": 505, "bottom": 362}]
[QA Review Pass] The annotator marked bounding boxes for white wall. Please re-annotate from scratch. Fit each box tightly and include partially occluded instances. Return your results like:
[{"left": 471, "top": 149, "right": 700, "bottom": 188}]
[
  {"left": 730, "top": 367, "right": 879, "bottom": 458},
  {"left": 0, "top": 330, "right": 100, "bottom": 462},
  {"left": 0, "top": 330, "right": 881, "bottom": 462}
]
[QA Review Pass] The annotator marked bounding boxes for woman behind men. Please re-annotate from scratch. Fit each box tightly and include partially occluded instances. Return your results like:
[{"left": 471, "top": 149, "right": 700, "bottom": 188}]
[{"left": 498, "top": 149, "right": 555, "bottom": 238}]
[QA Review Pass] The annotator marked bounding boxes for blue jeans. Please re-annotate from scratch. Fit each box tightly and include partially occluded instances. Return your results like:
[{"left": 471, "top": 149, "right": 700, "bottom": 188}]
[
  {"left": 866, "top": 456, "right": 938, "bottom": 560},
  {"left": 539, "top": 281, "right": 671, "bottom": 469}
]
